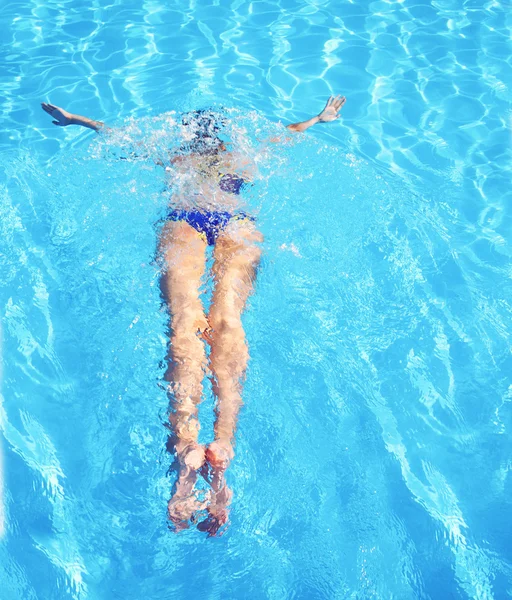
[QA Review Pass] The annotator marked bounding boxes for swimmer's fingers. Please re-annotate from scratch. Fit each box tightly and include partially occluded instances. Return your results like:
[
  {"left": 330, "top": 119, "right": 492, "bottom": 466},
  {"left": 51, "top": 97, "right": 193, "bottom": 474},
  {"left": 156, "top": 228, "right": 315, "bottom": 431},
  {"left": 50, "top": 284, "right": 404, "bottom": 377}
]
[
  {"left": 324, "top": 96, "right": 346, "bottom": 120},
  {"left": 332, "top": 96, "right": 346, "bottom": 119},
  {"left": 41, "top": 102, "right": 55, "bottom": 115},
  {"left": 325, "top": 95, "right": 343, "bottom": 107},
  {"left": 318, "top": 95, "right": 345, "bottom": 122},
  {"left": 323, "top": 96, "right": 334, "bottom": 110},
  {"left": 41, "top": 102, "right": 63, "bottom": 115},
  {"left": 333, "top": 96, "right": 346, "bottom": 111},
  {"left": 41, "top": 102, "right": 73, "bottom": 126}
]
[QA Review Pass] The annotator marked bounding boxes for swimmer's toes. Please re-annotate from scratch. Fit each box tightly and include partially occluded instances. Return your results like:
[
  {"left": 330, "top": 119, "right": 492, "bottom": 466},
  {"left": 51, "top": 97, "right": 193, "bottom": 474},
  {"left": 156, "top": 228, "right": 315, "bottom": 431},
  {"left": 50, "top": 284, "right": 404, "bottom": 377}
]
[
  {"left": 167, "top": 499, "right": 191, "bottom": 530},
  {"left": 197, "top": 510, "right": 230, "bottom": 537},
  {"left": 168, "top": 483, "right": 211, "bottom": 527},
  {"left": 197, "top": 484, "right": 232, "bottom": 536}
]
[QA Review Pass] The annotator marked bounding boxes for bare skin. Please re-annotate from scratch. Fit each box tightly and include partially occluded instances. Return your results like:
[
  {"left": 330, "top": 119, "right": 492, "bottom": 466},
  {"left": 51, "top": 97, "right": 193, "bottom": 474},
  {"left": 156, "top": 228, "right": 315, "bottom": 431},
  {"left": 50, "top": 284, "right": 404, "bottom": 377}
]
[
  {"left": 41, "top": 94, "right": 345, "bottom": 535},
  {"left": 158, "top": 218, "right": 262, "bottom": 534},
  {"left": 286, "top": 95, "right": 346, "bottom": 132},
  {"left": 41, "top": 102, "right": 104, "bottom": 131},
  {"left": 159, "top": 220, "right": 210, "bottom": 529},
  {"left": 199, "top": 221, "right": 262, "bottom": 534}
]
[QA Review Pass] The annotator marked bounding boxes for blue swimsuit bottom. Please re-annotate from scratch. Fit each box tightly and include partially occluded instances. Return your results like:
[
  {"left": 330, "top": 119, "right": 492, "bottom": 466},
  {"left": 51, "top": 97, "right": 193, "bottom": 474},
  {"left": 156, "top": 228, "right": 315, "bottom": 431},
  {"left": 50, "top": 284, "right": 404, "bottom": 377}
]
[{"left": 166, "top": 209, "right": 255, "bottom": 246}]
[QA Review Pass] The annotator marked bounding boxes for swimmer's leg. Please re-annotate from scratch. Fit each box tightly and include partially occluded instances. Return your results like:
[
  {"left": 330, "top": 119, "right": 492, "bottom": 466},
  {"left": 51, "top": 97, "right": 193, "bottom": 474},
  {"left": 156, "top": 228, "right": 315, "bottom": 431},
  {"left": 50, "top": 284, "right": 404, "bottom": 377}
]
[
  {"left": 159, "top": 220, "right": 209, "bottom": 529},
  {"left": 199, "top": 221, "right": 262, "bottom": 536}
]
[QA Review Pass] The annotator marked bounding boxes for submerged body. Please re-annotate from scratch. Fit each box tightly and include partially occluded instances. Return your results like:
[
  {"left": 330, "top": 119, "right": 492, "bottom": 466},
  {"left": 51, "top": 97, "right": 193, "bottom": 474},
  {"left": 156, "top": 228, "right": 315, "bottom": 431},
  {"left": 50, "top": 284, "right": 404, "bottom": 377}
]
[
  {"left": 168, "top": 151, "right": 253, "bottom": 210},
  {"left": 159, "top": 123, "right": 263, "bottom": 532},
  {"left": 41, "top": 96, "right": 346, "bottom": 535},
  {"left": 164, "top": 147, "right": 256, "bottom": 248}
]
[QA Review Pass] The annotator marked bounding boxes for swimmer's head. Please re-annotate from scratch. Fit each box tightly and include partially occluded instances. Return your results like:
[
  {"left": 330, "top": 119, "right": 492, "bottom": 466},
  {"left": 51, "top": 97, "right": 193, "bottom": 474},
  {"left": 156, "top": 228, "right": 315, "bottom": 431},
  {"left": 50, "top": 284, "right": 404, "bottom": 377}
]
[{"left": 180, "top": 109, "right": 227, "bottom": 155}]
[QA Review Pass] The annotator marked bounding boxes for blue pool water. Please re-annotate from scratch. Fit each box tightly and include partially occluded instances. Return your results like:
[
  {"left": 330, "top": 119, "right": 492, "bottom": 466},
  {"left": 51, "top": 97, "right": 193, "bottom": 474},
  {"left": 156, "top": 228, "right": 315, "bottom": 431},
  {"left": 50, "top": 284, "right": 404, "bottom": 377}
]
[{"left": 1, "top": 0, "right": 511, "bottom": 598}]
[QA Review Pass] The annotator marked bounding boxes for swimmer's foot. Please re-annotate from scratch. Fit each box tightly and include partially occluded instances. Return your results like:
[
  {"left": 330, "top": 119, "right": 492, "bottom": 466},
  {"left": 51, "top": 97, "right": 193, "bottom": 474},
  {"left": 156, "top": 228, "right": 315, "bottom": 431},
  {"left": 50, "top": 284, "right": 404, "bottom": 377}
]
[
  {"left": 168, "top": 442, "right": 207, "bottom": 531},
  {"left": 198, "top": 439, "right": 234, "bottom": 536},
  {"left": 197, "top": 481, "right": 232, "bottom": 537}
]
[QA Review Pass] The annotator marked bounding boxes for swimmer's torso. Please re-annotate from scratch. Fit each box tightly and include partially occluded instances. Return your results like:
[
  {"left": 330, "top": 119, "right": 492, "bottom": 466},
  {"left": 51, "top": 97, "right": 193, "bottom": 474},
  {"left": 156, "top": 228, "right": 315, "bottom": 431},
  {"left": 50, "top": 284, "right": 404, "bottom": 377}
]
[{"left": 166, "top": 151, "right": 256, "bottom": 212}]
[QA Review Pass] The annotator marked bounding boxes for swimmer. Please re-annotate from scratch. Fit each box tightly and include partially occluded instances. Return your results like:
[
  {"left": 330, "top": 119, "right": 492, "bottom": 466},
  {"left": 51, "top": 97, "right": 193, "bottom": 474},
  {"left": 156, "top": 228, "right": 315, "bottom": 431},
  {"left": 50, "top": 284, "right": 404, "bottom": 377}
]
[{"left": 41, "top": 95, "right": 346, "bottom": 535}]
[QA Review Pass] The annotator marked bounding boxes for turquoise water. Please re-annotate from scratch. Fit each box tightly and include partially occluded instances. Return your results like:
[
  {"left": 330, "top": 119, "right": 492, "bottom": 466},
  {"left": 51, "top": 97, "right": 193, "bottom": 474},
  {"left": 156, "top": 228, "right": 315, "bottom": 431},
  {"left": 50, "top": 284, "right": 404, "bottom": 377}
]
[{"left": 1, "top": 0, "right": 512, "bottom": 598}]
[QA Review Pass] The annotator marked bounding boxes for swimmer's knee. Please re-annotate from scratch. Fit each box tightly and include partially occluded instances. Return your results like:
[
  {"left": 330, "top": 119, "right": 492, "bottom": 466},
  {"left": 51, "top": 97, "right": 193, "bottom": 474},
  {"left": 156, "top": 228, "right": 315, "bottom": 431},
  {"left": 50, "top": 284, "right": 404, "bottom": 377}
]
[
  {"left": 208, "top": 313, "right": 242, "bottom": 335},
  {"left": 171, "top": 307, "right": 208, "bottom": 333}
]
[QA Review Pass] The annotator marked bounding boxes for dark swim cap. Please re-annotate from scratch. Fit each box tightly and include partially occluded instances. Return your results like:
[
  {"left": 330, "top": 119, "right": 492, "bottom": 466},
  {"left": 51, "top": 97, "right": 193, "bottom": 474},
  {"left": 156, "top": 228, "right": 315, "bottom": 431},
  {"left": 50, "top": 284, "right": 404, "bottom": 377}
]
[{"left": 180, "top": 109, "right": 227, "bottom": 155}]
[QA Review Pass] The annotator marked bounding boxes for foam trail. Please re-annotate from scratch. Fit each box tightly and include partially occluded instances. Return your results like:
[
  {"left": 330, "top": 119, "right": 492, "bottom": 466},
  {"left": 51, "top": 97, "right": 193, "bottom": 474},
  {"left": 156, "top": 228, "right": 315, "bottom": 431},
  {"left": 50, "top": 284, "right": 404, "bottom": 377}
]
[{"left": 0, "top": 321, "right": 5, "bottom": 539}]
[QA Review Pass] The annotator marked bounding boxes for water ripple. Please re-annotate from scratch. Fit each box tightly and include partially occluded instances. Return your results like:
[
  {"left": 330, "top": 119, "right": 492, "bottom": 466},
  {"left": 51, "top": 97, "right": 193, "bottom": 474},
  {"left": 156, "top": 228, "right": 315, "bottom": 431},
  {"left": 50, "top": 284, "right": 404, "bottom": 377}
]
[{"left": 1, "top": 0, "right": 511, "bottom": 597}]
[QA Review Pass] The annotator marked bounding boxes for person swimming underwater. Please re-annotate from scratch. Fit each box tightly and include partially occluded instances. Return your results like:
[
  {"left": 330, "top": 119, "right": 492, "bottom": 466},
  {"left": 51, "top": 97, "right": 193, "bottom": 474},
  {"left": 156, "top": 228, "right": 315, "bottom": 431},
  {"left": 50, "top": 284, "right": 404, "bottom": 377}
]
[{"left": 41, "top": 95, "right": 346, "bottom": 535}]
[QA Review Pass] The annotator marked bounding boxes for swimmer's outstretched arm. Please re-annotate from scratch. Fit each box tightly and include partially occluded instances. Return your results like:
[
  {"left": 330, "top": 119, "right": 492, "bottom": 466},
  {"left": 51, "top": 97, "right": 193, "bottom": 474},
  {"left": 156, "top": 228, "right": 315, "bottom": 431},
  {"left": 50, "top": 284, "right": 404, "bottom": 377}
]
[
  {"left": 42, "top": 102, "right": 160, "bottom": 164},
  {"left": 286, "top": 95, "right": 346, "bottom": 132},
  {"left": 41, "top": 103, "right": 106, "bottom": 132}
]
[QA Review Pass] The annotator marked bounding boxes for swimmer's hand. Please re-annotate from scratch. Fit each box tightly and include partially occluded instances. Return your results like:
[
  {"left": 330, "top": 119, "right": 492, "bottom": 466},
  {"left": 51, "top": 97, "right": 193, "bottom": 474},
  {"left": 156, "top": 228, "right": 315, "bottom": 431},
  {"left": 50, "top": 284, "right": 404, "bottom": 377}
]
[
  {"left": 41, "top": 102, "right": 105, "bottom": 132},
  {"left": 41, "top": 103, "right": 74, "bottom": 126},
  {"left": 317, "top": 95, "right": 346, "bottom": 123},
  {"left": 286, "top": 94, "right": 346, "bottom": 133}
]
